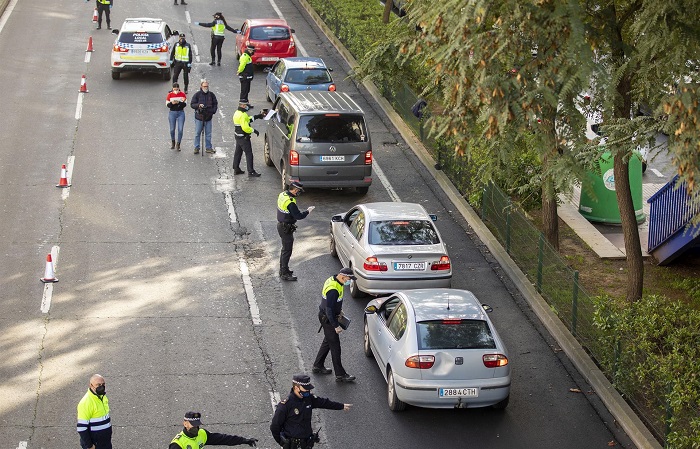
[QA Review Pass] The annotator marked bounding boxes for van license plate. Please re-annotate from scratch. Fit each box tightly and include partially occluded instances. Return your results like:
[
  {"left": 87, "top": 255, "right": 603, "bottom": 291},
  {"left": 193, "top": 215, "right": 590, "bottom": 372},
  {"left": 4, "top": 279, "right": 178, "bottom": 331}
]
[
  {"left": 439, "top": 388, "right": 478, "bottom": 398},
  {"left": 321, "top": 156, "right": 345, "bottom": 162}
]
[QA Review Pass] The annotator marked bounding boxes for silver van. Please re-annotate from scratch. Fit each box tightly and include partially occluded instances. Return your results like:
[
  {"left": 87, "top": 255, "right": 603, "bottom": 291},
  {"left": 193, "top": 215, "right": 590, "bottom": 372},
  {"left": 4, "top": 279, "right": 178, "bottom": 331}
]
[{"left": 263, "top": 91, "right": 373, "bottom": 194}]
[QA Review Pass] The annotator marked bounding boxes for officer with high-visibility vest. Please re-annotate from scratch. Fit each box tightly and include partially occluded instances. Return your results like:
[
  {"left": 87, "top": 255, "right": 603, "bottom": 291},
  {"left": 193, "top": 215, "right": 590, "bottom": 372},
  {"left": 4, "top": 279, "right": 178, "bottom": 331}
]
[
  {"left": 313, "top": 268, "right": 356, "bottom": 382},
  {"left": 232, "top": 101, "right": 264, "bottom": 177},
  {"left": 237, "top": 45, "right": 256, "bottom": 104},
  {"left": 194, "top": 13, "right": 239, "bottom": 66},
  {"left": 76, "top": 374, "right": 112, "bottom": 449},
  {"left": 168, "top": 411, "right": 258, "bottom": 448},
  {"left": 277, "top": 182, "right": 314, "bottom": 281},
  {"left": 95, "top": 0, "right": 112, "bottom": 30},
  {"left": 170, "top": 33, "right": 193, "bottom": 93}
]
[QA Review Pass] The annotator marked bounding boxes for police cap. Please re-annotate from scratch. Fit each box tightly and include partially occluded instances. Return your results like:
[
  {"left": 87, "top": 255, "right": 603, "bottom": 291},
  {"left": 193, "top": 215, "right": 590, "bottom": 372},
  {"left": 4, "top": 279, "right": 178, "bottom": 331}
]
[
  {"left": 292, "top": 374, "right": 314, "bottom": 390},
  {"left": 184, "top": 411, "right": 202, "bottom": 426},
  {"left": 338, "top": 267, "right": 357, "bottom": 280},
  {"left": 179, "top": 33, "right": 186, "bottom": 38},
  {"left": 289, "top": 181, "right": 304, "bottom": 192}
]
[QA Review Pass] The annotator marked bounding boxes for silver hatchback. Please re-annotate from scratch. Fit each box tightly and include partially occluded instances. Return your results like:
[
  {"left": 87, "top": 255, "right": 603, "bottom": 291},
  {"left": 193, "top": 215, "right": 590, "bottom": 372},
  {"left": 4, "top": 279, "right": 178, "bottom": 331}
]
[{"left": 364, "top": 289, "right": 511, "bottom": 411}]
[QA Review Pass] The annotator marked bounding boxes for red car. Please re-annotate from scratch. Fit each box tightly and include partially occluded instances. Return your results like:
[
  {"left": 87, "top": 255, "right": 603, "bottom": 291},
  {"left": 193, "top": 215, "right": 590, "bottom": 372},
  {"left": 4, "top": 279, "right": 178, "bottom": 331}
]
[{"left": 235, "top": 18, "right": 297, "bottom": 65}]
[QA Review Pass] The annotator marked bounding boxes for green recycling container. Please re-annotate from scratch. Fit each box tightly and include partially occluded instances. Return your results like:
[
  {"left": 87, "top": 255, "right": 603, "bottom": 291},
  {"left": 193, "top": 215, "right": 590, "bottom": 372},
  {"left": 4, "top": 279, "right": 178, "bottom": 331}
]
[{"left": 578, "top": 151, "right": 645, "bottom": 224}]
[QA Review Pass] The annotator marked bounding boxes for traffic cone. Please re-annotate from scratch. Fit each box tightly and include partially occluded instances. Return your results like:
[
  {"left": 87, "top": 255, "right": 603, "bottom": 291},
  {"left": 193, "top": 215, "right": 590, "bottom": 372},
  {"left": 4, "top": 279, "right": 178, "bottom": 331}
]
[
  {"left": 79, "top": 75, "right": 88, "bottom": 93},
  {"left": 40, "top": 254, "right": 59, "bottom": 283},
  {"left": 92, "top": 8, "right": 98, "bottom": 23},
  {"left": 86, "top": 36, "right": 94, "bottom": 52},
  {"left": 56, "top": 164, "right": 71, "bottom": 188}
]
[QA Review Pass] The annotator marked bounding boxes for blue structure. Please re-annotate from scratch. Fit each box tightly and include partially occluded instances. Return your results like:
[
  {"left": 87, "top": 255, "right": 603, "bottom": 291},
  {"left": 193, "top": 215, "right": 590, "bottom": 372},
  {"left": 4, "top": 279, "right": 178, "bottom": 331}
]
[{"left": 647, "top": 175, "right": 700, "bottom": 265}]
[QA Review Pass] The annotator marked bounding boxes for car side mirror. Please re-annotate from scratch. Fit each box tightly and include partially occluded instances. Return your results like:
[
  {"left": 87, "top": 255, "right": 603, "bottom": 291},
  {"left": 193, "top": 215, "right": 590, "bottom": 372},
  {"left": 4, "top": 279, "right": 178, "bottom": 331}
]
[
  {"left": 331, "top": 214, "right": 343, "bottom": 223},
  {"left": 328, "top": 68, "right": 333, "bottom": 72},
  {"left": 482, "top": 304, "right": 493, "bottom": 313},
  {"left": 429, "top": 214, "right": 438, "bottom": 221},
  {"left": 171, "top": 30, "right": 179, "bottom": 36},
  {"left": 111, "top": 29, "right": 119, "bottom": 35},
  {"left": 364, "top": 305, "right": 377, "bottom": 314},
  {"left": 290, "top": 28, "right": 296, "bottom": 33},
  {"left": 263, "top": 67, "right": 272, "bottom": 73}
]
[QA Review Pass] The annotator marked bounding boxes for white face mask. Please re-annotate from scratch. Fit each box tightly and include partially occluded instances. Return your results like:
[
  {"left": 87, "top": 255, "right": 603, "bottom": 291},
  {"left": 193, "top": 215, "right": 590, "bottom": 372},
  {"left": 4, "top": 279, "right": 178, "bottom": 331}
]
[{"left": 202, "top": 87, "right": 209, "bottom": 93}]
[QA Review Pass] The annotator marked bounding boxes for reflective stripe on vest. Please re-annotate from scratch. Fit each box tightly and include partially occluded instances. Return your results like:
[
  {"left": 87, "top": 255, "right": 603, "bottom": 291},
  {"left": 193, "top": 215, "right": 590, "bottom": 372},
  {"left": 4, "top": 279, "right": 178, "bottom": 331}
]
[
  {"left": 76, "top": 390, "right": 111, "bottom": 433},
  {"left": 277, "top": 191, "right": 296, "bottom": 214},
  {"left": 212, "top": 21, "right": 225, "bottom": 36},
  {"left": 97, "top": 0, "right": 111, "bottom": 4},
  {"left": 322, "top": 276, "right": 344, "bottom": 300},
  {"left": 174, "top": 45, "right": 190, "bottom": 62},
  {"left": 171, "top": 429, "right": 208, "bottom": 449}
]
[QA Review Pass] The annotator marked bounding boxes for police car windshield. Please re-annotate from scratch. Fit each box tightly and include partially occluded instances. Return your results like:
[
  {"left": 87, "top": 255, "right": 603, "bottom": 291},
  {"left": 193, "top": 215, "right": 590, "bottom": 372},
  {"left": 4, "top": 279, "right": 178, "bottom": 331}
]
[
  {"left": 119, "top": 32, "right": 164, "bottom": 44},
  {"left": 249, "top": 26, "right": 290, "bottom": 41},
  {"left": 284, "top": 69, "right": 331, "bottom": 85},
  {"left": 296, "top": 115, "right": 366, "bottom": 143}
]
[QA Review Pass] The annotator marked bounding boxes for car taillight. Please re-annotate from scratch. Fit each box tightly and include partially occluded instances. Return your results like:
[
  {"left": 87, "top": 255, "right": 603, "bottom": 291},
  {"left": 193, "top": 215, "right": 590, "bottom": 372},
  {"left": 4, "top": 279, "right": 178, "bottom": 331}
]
[
  {"left": 245, "top": 40, "right": 250, "bottom": 47},
  {"left": 289, "top": 37, "right": 295, "bottom": 48},
  {"left": 431, "top": 255, "right": 451, "bottom": 270},
  {"left": 364, "top": 150, "right": 372, "bottom": 165},
  {"left": 405, "top": 355, "right": 435, "bottom": 369},
  {"left": 113, "top": 45, "right": 129, "bottom": 52},
  {"left": 281, "top": 84, "right": 289, "bottom": 92},
  {"left": 152, "top": 44, "right": 169, "bottom": 52},
  {"left": 483, "top": 354, "right": 509, "bottom": 368},
  {"left": 363, "top": 256, "right": 387, "bottom": 271},
  {"left": 289, "top": 150, "right": 299, "bottom": 166},
  {"left": 328, "top": 84, "right": 336, "bottom": 92}
]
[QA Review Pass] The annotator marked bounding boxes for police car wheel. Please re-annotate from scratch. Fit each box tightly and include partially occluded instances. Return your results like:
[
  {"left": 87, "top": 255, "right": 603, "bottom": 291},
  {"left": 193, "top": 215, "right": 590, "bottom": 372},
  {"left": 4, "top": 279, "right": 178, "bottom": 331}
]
[
  {"left": 162, "top": 68, "right": 171, "bottom": 81},
  {"left": 111, "top": 71, "right": 120, "bottom": 80}
]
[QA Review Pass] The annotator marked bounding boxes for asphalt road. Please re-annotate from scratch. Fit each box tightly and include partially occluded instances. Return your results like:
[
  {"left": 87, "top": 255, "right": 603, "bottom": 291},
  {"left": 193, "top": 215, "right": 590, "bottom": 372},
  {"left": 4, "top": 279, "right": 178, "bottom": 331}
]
[{"left": 0, "top": 0, "right": 635, "bottom": 448}]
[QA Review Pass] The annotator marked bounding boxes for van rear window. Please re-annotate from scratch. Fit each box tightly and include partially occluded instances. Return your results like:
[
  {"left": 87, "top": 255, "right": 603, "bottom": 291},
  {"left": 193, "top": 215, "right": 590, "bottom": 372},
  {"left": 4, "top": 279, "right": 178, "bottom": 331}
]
[{"left": 297, "top": 114, "right": 367, "bottom": 143}]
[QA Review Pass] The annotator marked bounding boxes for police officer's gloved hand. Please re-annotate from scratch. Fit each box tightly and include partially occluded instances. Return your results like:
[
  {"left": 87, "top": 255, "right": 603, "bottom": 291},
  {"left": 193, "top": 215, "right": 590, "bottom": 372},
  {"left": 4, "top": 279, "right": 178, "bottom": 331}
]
[
  {"left": 244, "top": 438, "right": 258, "bottom": 447},
  {"left": 253, "top": 113, "right": 264, "bottom": 120},
  {"left": 187, "top": 63, "right": 191, "bottom": 68},
  {"left": 253, "top": 129, "right": 259, "bottom": 136}
]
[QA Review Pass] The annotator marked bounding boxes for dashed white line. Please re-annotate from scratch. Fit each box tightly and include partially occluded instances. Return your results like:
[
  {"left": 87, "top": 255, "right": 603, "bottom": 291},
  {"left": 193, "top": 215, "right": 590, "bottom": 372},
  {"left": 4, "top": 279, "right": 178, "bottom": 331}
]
[
  {"left": 185, "top": 11, "right": 191, "bottom": 23},
  {"left": 61, "top": 156, "right": 75, "bottom": 200},
  {"left": 193, "top": 43, "right": 200, "bottom": 63},
  {"left": 269, "top": 390, "right": 281, "bottom": 414},
  {"left": 16, "top": 442, "right": 27, "bottom": 449},
  {"left": 40, "top": 246, "right": 60, "bottom": 313},
  {"left": 650, "top": 168, "right": 664, "bottom": 178},
  {"left": 75, "top": 94, "right": 84, "bottom": 120},
  {"left": 239, "top": 256, "right": 262, "bottom": 325},
  {"left": 372, "top": 161, "right": 401, "bottom": 202},
  {"left": 84, "top": 52, "right": 91, "bottom": 63},
  {"left": 224, "top": 191, "right": 237, "bottom": 223}
]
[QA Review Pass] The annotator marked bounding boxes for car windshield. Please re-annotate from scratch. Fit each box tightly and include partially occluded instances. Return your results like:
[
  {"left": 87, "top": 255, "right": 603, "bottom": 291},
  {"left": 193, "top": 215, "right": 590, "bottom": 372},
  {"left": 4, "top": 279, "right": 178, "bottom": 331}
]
[
  {"left": 284, "top": 68, "right": 331, "bottom": 85},
  {"left": 368, "top": 220, "right": 440, "bottom": 245},
  {"left": 417, "top": 320, "right": 496, "bottom": 350},
  {"left": 296, "top": 114, "right": 367, "bottom": 143},
  {"left": 249, "top": 26, "right": 290, "bottom": 41},
  {"left": 119, "top": 32, "right": 164, "bottom": 44}
]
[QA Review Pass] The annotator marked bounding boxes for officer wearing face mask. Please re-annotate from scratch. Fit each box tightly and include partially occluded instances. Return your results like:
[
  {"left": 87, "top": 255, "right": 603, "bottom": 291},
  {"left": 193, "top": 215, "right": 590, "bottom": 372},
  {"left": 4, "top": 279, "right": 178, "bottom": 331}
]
[
  {"left": 169, "top": 411, "right": 258, "bottom": 448},
  {"left": 237, "top": 45, "right": 256, "bottom": 104},
  {"left": 170, "top": 33, "right": 193, "bottom": 93},
  {"left": 77, "top": 374, "right": 112, "bottom": 449},
  {"left": 232, "top": 101, "right": 265, "bottom": 177},
  {"left": 270, "top": 375, "right": 351, "bottom": 448},
  {"left": 277, "top": 181, "right": 314, "bottom": 281},
  {"left": 312, "top": 268, "right": 356, "bottom": 382}
]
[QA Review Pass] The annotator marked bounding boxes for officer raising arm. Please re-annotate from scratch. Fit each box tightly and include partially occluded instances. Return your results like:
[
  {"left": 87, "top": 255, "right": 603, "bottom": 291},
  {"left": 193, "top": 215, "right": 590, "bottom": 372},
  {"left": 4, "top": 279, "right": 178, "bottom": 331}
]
[
  {"left": 277, "top": 182, "right": 314, "bottom": 281},
  {"left": 169, "top": 411, "right": 258, "bottom": 448},
  {"left": 194, "top": 13, "right": 239, "bottom": 66},
  {"left": 270, "top": 375, "right": 351, "bottom": 449}
]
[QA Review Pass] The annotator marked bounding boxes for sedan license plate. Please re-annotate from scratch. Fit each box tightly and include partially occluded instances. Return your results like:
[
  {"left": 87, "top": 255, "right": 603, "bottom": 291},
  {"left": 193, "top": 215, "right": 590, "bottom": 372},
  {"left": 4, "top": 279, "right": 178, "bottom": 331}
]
[
  {"left": 261, "top": 56, "right": 279, "bottom": 62},
  {"left": 439, "top": 388, "right": 478, "bottom": 398},
  {"left": 131, "top": 49, "right": 151, "bottom": 54},
  {"left": 394, "top": 262, "right": 426, "bottom": 271},
  {"left": 320, "top": 155, "right": 345, "bottom": 162}
]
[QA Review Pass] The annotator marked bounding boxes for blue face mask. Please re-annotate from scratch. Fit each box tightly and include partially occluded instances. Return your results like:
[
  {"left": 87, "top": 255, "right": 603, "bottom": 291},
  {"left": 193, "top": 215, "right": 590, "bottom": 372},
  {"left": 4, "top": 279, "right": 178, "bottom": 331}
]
[
  {"left": 344, "top": 280, "right": 351, "bottom": 286},
  {"left": 300, "top": 390, "right": 311, "bottom": 398}
]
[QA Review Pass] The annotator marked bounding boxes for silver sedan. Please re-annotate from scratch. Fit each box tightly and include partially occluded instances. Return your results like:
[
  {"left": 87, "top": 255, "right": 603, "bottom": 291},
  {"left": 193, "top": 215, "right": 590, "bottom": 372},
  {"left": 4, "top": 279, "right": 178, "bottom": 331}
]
[
  {"left": 329, "top": 202, "right": 452, "bottom": 298},
  {"left": 364, "top": 289, "right": 511, "bottom": 411}
]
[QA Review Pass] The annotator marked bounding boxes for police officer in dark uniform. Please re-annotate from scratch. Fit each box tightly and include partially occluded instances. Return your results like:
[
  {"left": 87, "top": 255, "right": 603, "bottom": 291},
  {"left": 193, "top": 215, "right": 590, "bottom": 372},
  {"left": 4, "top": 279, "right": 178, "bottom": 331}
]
[
  {"left": 233, "top": 101, "right": 264, "bottom": 177},
  {"left": 270, "top": 374, "right": 351, "bottom": 448},
  {"left": 313, "top": 267, "right": 356, "bottom": 382},
  {"left": 277, "top": 182, "right": 314, "bottom": 281},
  {"left": 237, "top": 45, "right": 255, "bottom": 103},
  {"left": 169, "top": 411, "right": 258, "bottom": 448}
]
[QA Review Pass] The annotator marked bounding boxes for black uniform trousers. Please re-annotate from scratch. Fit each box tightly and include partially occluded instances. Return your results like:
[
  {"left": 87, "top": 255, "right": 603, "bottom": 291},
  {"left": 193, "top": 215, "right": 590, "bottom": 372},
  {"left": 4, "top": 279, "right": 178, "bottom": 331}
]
[
  {"left": 96, "top": 3, "right": 110, "bottom": 28},
  {"left": 239, "top": 77, "right": 252, "bottom": 102},
  {"left": 210, "top": 36, "right": 225, "bottom": 63},
  {"left": 277, "top": 223, "right": 294, "bottom": 275},
  {"left": 233, "top": 136, "right": 254, "bottom": 173},
  {"left": 172, "top": 62, "right": 190, "bottom": 90},
  {"left": 313, "top": 313, "right": 347, "bottom": 376}
]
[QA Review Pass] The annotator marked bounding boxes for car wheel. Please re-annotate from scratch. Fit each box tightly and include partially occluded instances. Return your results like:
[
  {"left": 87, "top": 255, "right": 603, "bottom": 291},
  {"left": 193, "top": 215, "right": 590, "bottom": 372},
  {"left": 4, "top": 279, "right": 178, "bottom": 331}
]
[
  {"left": 264, "top": 138, "right": 273, "bottom": 167},
  {"left": 281, "top": 162, "right": 289, "bottom": 190},
  {"left": 111, "top": 71, "right": 120, "bottom": 80},
  {"left": 642, "top": 161, "right": 647, "bottom": 173},
  {"left": 350, "top": 274, "right": 365, "bottom": 299},
  {"left": 363, "top": 319, "right": 373, "bottom": 357},
  {"left": 162, "top": 68, "right": 171, "bottom": 81},
  {"left": 492, "top": 395, "right": 510, "bottom": 410},
  {"left": 356, "top": 186, "right": 370, "bottom": 195},
  {"left": 387, "top": 369, "right": 406, "bottom": 412},
  {"left": 330, "top": 229, "right": 338, "bottom": 258}
]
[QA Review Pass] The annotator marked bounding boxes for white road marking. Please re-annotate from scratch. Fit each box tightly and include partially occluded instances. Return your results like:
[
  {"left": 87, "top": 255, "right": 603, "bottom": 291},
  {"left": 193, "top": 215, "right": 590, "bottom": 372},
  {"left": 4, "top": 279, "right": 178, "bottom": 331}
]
[
  {"left": 185, "top": 11, "right": 191, "bottom": 23},
  {"left": 16, "top": 442, "right": 27, "bottom": 449},
  {"left": 84, "top": 52, "right": 91, "bottom": 63},
  {"left": 372, "top": 161, "right": 401, "bottom": 202},
  {"left": 0, "top": 0, "right": 19, "bottom": 34},
  {"left": 268, "top": 0, "right": 308, "bottom": 57},
  {"left": 61, "top": 156, "right": 75, "bottom": 201},
  {"left": 193, "top": 43, "right": 200, "bottom": 63},
  {"left": 650, "top": 168, "right": 665, "bottom": 178},
  {"left": 269, "top": 390, "right": 281, "bottom": 413},
  {"left": 269, "top": 0, "right": 285, "bottom": 20},
  {"left": 75, "top": 93, "right": 84, "bottom": 120},
  {"left": 239, "top": 256, "right": 262, "bottom": 325},
  {"left": 40, "top": 246, "right": 60, "bottom": 313},
  {"left": 225, "top": 191, "right": 237, "bottom": 223}
]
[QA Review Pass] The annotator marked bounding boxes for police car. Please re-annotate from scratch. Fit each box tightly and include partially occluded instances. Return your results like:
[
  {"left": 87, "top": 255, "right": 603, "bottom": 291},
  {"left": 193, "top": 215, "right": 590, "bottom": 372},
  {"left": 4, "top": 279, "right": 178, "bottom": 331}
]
[{"left": 110, "top": 18, "right": 179, "bottom": 80}]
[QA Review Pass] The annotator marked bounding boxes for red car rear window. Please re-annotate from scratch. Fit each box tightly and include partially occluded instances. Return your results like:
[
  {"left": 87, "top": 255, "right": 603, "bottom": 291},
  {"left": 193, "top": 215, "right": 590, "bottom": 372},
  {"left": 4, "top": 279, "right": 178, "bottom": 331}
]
[{"left": 249, "top": 26, "right": 290, "bottom": 41}]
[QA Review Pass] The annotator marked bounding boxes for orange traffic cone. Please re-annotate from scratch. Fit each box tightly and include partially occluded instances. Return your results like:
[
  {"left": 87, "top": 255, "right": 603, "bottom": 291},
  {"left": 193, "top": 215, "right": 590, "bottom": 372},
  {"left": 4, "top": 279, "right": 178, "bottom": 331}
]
[
  {"left": 92, "top": 8, "right": 98, "bottom": 23},
  {"left": 86, "top": 36, "right": 94, "bottom": 52},
  {"left": 79, "top": 75, "right": 88, "bottom": 93},
  {"left": 40, "top": 254, "right": 59, "bottom": 283},
  {"left": 56, "top": 164, "right": 71, "bottom": 188}
]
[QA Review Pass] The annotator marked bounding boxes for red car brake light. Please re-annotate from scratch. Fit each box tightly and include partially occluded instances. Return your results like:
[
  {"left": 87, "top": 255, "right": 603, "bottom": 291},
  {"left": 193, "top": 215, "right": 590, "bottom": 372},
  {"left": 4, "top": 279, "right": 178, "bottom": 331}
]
[
  {"left": 431, "top": 255, "right": 451, "bottom": 271},
  {"left": 281, "top": 84, "right": 289, "bottom": 92},
  {"left": 328, "top": 84, "right": 336, "bottom": 92},
  {"left": 289, "top": 150, "right": 299, "bottom": 166},
  {"left": 364, "top": 150, "right": 372, "bottom": 165},
  {"left": 405, "top": 355, "right": 435, "bottom": 369},
  {"left": 363, "top": 256, "right": 387, "bottom": 271},
  {"left": 483, "top": 354, "right": 509, "bottom": 368}
]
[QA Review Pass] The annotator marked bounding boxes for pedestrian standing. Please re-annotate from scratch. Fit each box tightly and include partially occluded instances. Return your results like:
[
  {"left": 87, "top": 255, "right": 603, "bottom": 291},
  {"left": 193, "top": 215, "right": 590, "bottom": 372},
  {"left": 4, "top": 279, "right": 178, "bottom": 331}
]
[
  {"left": 166, "top": 83, "right": 187, "bottom": 150},
  {"left": 277, "top": 182, "right": 314, "bottom": 281},
  {"left": 233, "top": 101, "right": 264, "bottom": 177},
  {"left": 194, "top": 13, "right": 239, "bottom": 66},
  {"left": 95, "top": 0, "right": 112, "bottom": 30},
  {"left": 237, "top": 45, "right": 255, "bottom": 104},
  {"left": 76, "top": 374, "right": 112, "bottom": 449},
  {"left": 270, "top": 374, "right": 351, "bottom": 449},
  {"left": 169, "top": 411, "right": 258, "bottom": 448},
  {"left": 190, "top": 79, "right": 218, "bottom": 154},
  {"left": 171, "top": 33, "right": 193, "bottom": 93},
  {"left": 313, "top": 268, "right": 356, "bottom": 382}
]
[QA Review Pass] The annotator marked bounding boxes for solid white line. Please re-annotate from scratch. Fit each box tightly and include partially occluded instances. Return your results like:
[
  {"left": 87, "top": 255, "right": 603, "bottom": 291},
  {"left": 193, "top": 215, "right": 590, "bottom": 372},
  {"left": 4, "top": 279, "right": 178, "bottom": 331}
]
[
  {"left": 40, "top": 246, "right": 60, "bottom": 313},
  {"left": 62, "top": 156, "right": 75, "bottom": 201},
  {"left": 268, "top": 0, "right": 308, "bottom": 57},
  {"left": 269, "top": 0, "right": 284, "bottom": 19},
  {"left": 16, "top": 442, "right": 27, "bottom": 449},
  {"left": 269, "top": 390, "right": 281, "bottom": 414},
  {"left": 0, "top": 0, "right": 19, "bottom": 34},
  {"left": 372, "top": 161, "right": 401, "bottom": 202},
  {"left": 84, "top": 52, "right": 91, "bottom": 63},
  {"left": 239, "top": 256, "right": 262, "bottom": 325},
  {"left": 650, "top": 168, "right": 664, "bottom": 178},
  {"left": 225, "top": 191, "right": 237, "bottom": 223},
  {"left": 75, "top": 94, "right": 84, "bottom": 120}
]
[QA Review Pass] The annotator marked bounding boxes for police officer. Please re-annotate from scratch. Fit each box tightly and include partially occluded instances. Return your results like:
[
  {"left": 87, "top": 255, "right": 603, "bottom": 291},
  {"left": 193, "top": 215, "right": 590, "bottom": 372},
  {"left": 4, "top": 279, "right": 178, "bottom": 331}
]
[
  {"left": 233, "top": 101, "right": 264, "bottom": 177},
  {"left": 237, "top": 45, "right": 255, "bottom": 104},
  {"left": 313, "top": 268, "right": 356, "bottom": 382},
  {"left": 270, "top": 374, "right": 351, "bottom": 448},
  {"left": 169, "top": 411, "right": 258, "bottom": 448},
  {"left": 277, "top": 182, "right": 314, "bottom": 281},
  {"left": 95, "top": 0, "right": 112, "bottom": 30},
  {"left": 194, "top": 13, "right": 239, "bottom": 66},
  {"left": 76, "top": 374, "right": 112, "bottom": 449},
  {"left": 170, "top": 33, "right": 193, "bottom": 93}
]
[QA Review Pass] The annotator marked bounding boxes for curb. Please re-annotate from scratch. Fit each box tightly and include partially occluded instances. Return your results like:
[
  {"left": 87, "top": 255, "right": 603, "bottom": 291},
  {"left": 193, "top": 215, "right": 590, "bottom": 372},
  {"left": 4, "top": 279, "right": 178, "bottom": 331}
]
[{"left": 295, "top": 1, "right": 661, "bottom": 448}]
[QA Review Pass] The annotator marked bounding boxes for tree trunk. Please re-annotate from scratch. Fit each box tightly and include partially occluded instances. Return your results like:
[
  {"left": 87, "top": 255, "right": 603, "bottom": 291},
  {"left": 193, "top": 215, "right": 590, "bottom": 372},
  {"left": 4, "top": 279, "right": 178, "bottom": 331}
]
[
  {"left": 382, "top": 0, "right": 393, "bottom": 24},
  {"left": 542, "top": 178, "right": 559, "bottom": 250}
]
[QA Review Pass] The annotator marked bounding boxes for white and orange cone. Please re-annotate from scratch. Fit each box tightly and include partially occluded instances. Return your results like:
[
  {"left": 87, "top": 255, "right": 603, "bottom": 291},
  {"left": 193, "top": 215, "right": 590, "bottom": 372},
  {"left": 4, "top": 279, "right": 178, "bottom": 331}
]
[
  {"left": 92, "top": 8, "right": 98, "bottom": 23},
  {"left": 86, "top": 36, "right": 94, "bottom": 52},
  {"left": 79, "top": 75, "right": 88, "bottom": 93},
  {"left": 40, "top": 254, "right": 58, "bottom": 283},
  {"left": 56, "top": 164, "right": 71, "bottom": 188}
]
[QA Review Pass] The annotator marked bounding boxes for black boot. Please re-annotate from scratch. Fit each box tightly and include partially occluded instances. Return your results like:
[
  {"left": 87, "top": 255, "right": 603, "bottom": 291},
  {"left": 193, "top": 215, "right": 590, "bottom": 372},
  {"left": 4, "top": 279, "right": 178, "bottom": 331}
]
[
  {"left": 173, "top": 0, "right": 178, "bottom": 4},
  {"left": 176, "top": 142, "right": 181, "bottom": 151},
  {"left": 180, "top": 0, "right": 188, "bottom": 4},
  {"left": 171, "top": 140, "right": 175, "bottom": 149}
]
